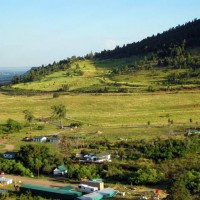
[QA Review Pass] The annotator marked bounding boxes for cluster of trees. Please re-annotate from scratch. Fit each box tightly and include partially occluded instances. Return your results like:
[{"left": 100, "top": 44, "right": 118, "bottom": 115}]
[
  {"left": 11, "top": 56, "right": 84, "bottom": 84},
  {"left": 17, "top": 144, "right": 64, "bottom": 176},
  {"left": 0, "top": 158, "right": 32, "bottom": 176},
  {"left": 0, "top": 118, "right": 23, "bottom": 134}
]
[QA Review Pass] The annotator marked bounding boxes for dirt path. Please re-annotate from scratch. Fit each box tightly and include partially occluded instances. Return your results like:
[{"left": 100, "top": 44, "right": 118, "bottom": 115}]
[{"left": 4, "top": 174, "right": 76, "bottom": 188}]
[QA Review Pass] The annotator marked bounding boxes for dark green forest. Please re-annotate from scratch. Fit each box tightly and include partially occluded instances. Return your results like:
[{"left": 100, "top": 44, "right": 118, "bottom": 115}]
[{"left": 95, "top": 19, "right": 200, "bottom": 59}]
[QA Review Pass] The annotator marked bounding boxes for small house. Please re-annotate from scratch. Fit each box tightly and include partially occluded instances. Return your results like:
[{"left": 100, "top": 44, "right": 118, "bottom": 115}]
[
  {"left": 3, "top": 152, "right": 17, "bottom": 159},
  {"left": 53, "top": 165, "right": 67, "bottom": 176},
  {"left": 32, "top": 136, "right": 47, "bottom": 142}
]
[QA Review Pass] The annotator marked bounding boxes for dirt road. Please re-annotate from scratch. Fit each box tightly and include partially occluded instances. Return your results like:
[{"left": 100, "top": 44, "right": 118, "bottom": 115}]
[{"left": 4, "top": 174, "right": 75, "bottom": 188}]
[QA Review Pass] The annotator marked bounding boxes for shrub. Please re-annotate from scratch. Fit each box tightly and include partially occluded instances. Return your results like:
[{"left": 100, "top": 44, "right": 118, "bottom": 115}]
[{"left": 53, "top": 93, "right": 60, "bottom": 98}]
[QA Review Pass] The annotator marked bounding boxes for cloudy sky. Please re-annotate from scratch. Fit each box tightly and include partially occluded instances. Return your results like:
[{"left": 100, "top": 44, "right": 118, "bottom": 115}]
[{"left": 0, "top": 0, "right": 199, "bottom": 70}]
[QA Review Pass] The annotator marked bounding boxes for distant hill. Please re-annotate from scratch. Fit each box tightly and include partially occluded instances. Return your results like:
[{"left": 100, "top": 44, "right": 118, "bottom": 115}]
[
  {"left": 5, "top": 19, "right": 200, "bottom": 93},
  {"left": 0, "top": 71, "right": 24, "bottom": 85},
  {"left": 95, "top": 19, "right": 200, "bottom": 59}
]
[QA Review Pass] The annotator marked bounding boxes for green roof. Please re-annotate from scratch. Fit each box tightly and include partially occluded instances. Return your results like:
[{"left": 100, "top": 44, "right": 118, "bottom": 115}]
[
  {"left": 59, "top": 186, "right": 74, "bottom": 191},
  {"left": 58, "top": 165, "right": 67, "bottom": 171},
  {"left": 20, "top": 184, "right": 81, "bottom": 196}
]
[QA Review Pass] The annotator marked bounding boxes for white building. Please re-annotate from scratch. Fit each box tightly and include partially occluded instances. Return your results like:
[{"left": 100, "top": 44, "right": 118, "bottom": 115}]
[
  {"left": 0, "top": 177, "right": 13, "bottom": 185},
  {"left": 78, "top": 184, "right": 98, "bottom": 193},
  {"left": 53, "top": 165, "right": 67, "bottom": 176}
]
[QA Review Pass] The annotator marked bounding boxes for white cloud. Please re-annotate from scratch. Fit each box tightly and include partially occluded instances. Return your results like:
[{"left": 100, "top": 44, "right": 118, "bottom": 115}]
[{"left": 104, "top": 39, "right": 120, "bottom": 50}]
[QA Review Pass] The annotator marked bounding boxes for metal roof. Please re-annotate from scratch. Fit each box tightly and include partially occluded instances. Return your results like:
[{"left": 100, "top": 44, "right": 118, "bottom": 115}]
[
  {"left": 57, "top": 165, "right": 67, "bottom": 171},
  {"left": 76, "top": 192, "right": 103, "bottom": 200},
  {"left": 20, "top": 184, "right": 81, "bottom": 196}
]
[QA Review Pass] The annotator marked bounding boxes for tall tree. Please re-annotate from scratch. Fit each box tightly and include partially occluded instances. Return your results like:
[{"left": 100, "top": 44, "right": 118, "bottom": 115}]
[
  {"left": 23, "top": 110, "right": 34, "bottom": 131},
  {"left": 51, "top": 104, "right": 67, "bottom": 129}
]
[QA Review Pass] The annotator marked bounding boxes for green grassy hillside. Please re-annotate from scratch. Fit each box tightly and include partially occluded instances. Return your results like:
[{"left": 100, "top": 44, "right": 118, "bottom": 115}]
[{"left": 8, "top": 51, "right": 200, "bottom": 93}]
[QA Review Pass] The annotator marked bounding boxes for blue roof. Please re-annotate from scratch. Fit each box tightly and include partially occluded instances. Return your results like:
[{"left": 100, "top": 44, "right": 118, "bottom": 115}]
[
  {"left": 76, "top": 192, "right": 103, "bottom": 200},
  {"left": 76, "top": 188, "right": 118, "bottom": 200}
]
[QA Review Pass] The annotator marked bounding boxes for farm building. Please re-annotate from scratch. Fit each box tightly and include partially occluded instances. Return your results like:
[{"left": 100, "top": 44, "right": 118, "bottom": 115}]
[
  {"left": 19, "top": 184, "right": 82, "bottom": 200},
  {"left": 53, "top": 165, "right": 67, "bottom": 175},
  {"left": 0, "top": 177, "right": 13, "bottom": 185},
  {"left": 32, "top": 136, "right": 47, "bottom": 142}
]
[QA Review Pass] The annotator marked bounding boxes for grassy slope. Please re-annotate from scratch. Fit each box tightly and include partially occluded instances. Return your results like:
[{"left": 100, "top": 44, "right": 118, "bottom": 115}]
[
  {"left": 0, "top": 91, "right": 199, "bottom": 150},
  {"left": 10, "top": 55, "right": 200, "bottom": 93}
]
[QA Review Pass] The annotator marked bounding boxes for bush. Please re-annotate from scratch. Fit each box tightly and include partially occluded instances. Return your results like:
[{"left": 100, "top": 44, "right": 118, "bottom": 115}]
[
  {"left": 70, "top": 122, "right": 82, "bottom": 127},
  {"left": 6, "top": 118, "right": 23, "bottom": 133},
  {"left": 53, "top": 93, "right": 60, "bottom": 98},
  {"left": 129, "top": 168, "right": 164, "bottom": 185}
]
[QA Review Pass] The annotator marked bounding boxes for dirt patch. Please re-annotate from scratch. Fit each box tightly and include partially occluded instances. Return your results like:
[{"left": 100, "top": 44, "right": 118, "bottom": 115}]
[
  {"left": 4, "top": 174, "right": 77, "bottom": 188},
  {"left": 4, "top": 144, "right": 14, "bottom": 151}
]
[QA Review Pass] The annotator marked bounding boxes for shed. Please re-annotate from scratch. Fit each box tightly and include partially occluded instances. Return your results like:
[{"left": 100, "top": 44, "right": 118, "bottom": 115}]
[
  {"left": 53, "top": 165, "right": 67, "bottom": 176},
  {"left": 20, "top": 184, "right": 81, "bottom": 200}
]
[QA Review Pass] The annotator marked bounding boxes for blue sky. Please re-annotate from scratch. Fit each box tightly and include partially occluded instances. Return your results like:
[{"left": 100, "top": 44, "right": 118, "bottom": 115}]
[{"left": 0, "top": 0, "right": 199, "bottom": 70}]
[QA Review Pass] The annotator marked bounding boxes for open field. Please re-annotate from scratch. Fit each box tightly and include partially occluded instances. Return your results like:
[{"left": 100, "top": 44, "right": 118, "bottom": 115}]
[
  {"left": 1, "top": 91, "right": 199, "bottom": 125},
  {"left": 0, "top": 91, "right": 199, "bottom": 150}
]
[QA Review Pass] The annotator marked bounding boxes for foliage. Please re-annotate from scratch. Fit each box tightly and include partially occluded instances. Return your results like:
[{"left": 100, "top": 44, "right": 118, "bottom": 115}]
[
  {"left": 52, "top": 92, "right": 60, "bottom": 98},
  {"left": 0, "top": 158, "right": 32, "bottom": 176},
  {"left": 51, "top": 104, "right": 67, "bottom": 128},
  {"left": 167, "top": 179, "right": 192, "bottom": 200},
  {"left": 184, "top": 170, "right": 200, "bottom": 193},
  {"left": 67, "top": 164, "right": 100, "bottom": 180},
  {"left": 16, "top": 191, "right": 45, "bottom": 200},
  {"left": 23, "top": 110, "right": 34, "bottom": 131},
  {"left": 6, "top": 118, "right": 23, "bottom": 133},
  {"left": 129, "top": 168, "right": 164, "bottom": 185},
  {"left": 59, "top": 135, "right": 73, "bottom": 156},
  {"left": 70, "top": 122, "right": 82, "bottom": 127},
  {"left": 17, "top": 144, "right": 63, "bottom": 175}
]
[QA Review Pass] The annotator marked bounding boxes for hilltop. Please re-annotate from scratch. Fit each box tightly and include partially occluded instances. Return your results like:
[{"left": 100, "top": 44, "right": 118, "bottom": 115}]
[{"left": 2, "top": 19, "right": 199, "bottom": 94}]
